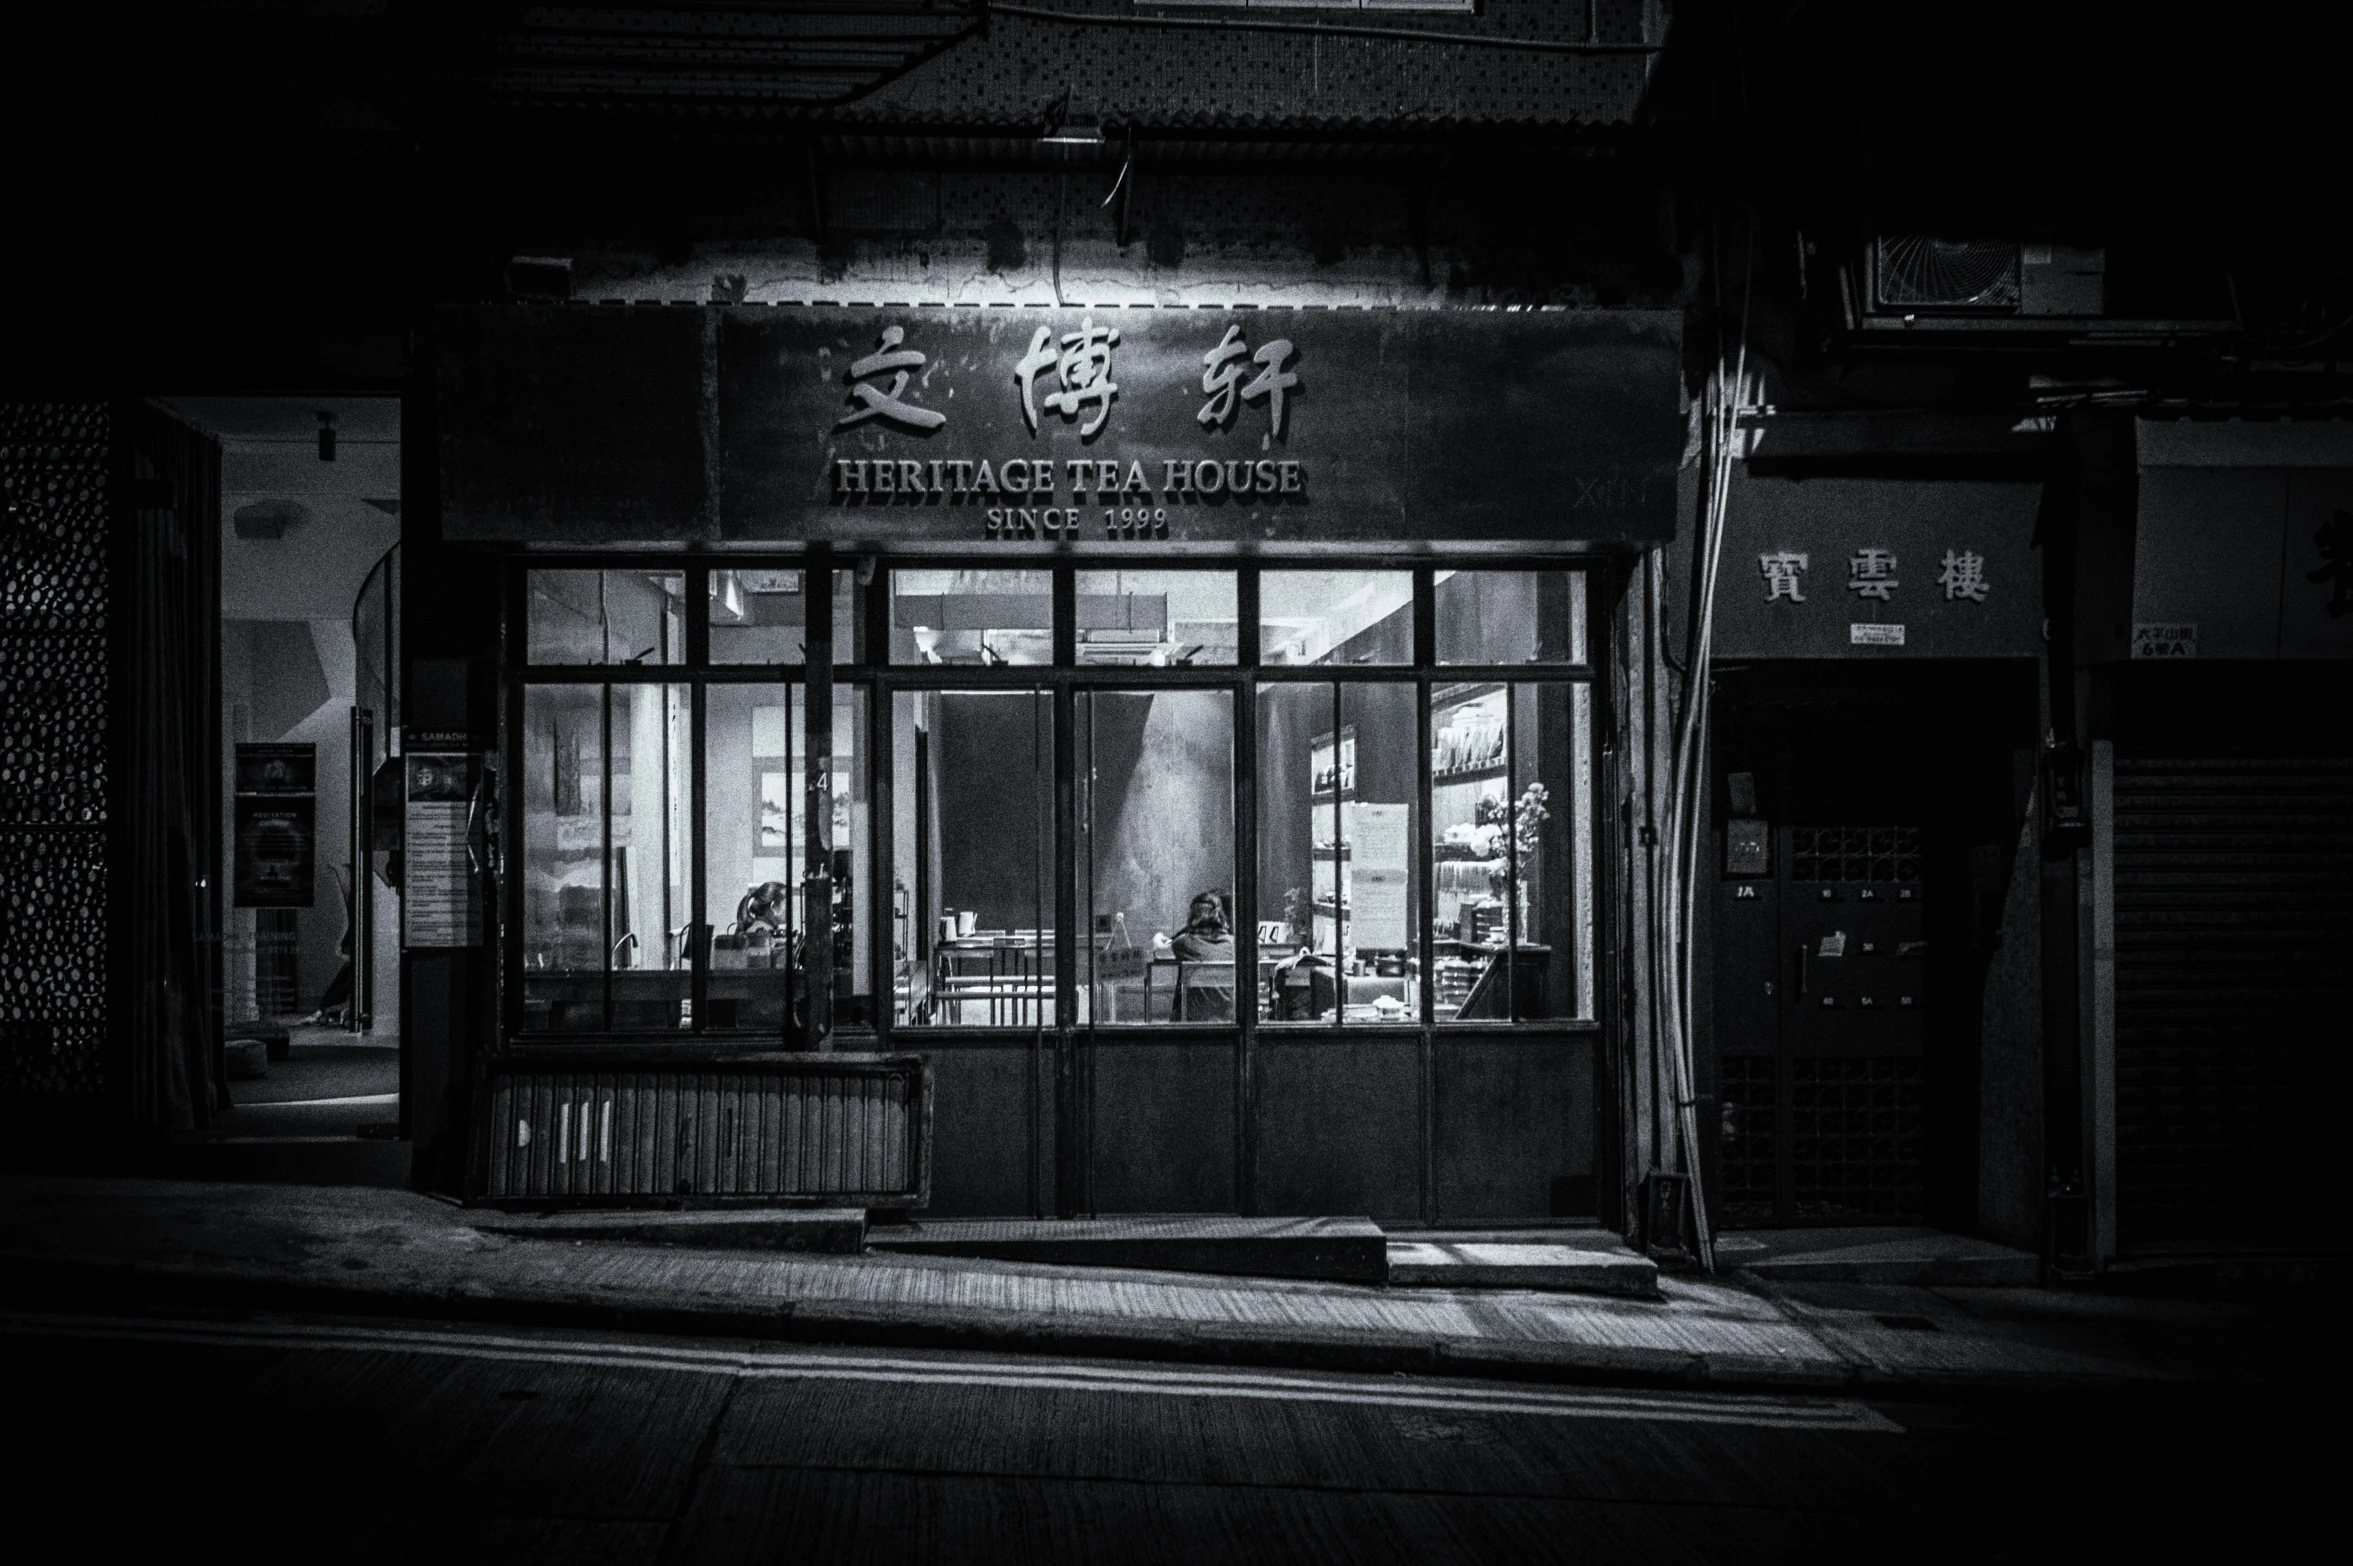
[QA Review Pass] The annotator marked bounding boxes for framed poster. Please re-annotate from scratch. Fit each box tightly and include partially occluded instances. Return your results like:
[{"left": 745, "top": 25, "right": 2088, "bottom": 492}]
[
  {"left": 757, "top": 768, "right": 793, "bottom": 855},
  {"left": 232, "top": 795, "right": 316, "bottom": 908}
]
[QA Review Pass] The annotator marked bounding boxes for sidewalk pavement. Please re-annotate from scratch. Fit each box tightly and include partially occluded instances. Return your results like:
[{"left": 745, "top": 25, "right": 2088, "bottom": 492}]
[{"left": 0, "top": 1175, "right": 2320, "bottom": 1398}]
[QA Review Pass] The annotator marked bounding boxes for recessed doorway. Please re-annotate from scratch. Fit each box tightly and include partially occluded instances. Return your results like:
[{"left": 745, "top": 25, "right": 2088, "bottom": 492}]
[{"left": 171, "top": 397, "right": 404, "bottom": 1156}]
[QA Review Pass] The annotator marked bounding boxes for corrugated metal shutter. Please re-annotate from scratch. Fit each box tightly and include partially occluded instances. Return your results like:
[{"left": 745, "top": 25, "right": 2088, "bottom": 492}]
[
  {"left": 2112, "top": 757, "right": 2353, "bottom": 1252},
  {"left": 478, "top": 1054, "right": 929, "bottom": 1207}
]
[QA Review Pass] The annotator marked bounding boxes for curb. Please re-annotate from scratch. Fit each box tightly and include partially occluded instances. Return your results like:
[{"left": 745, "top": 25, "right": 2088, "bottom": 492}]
[{"left": 0, "top": 1252, "right": 2250, "bottom": 1403}]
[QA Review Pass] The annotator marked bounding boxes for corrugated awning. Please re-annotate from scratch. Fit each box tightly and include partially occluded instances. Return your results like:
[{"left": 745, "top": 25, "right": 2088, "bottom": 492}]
[{"left": 397, "top": 3, "right": 1661, "bottom": 135}]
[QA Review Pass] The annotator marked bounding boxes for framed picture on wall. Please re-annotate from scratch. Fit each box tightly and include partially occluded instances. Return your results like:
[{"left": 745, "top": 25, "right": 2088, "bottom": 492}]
[{"left": 757, "top": 769, "right": 792, "bottom": 854}]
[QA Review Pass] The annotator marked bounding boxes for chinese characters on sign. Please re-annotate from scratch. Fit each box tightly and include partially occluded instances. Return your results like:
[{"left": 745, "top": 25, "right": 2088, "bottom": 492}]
[
  {"left": 1937, "top": 549, "right": 1989, "bottom": 602},
  {"left": 1757, "top": 548, "right": 1993, "bottom": 604},
  {"left": 837, "top": 326, "right": 945, "bottom": 432},
  {"left": 1015, "top": 318, "right": 1123, "bottom": 438},
  {"left": 829, "top": 317, "right": 1319, "bottom": 538},
  {"left": 1846, "top": 548, "right": 1899, "bottom": 600},
  {"left": 1760, "top": 551, "right": 1808, "bottom": 602},
  {"left": 1198, "top": 324, "right": 1299, "bottom": 436},
  {"left": 843, "top": 318, "right": 1307, "bottom": 445}
]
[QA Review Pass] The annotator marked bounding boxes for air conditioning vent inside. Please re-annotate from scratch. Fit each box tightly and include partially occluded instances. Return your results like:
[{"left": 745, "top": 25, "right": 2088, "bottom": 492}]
[{"left": 1873, "top": 236, "right": 2022, "bottom": 312}]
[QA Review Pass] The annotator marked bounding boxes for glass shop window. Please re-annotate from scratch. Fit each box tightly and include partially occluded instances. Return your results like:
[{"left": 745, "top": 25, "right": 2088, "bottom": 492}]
[
  {"left": 518, "top": 683, "right": 692, "bottom": 1032},
  {"left": 702, "top": 684, "right": 873, "bottom": 1032},
  {"left": 1430, "top": 681, "right": 1589, "bottom": 1022},
  {"left": 1434, "top": 570, "right": 1587, "bottom": 665},
  {"left": 890, "top": 569, "right": 1055, "bottom": 665},
  {"left": 1257, "top": 682, "right": 1421, "bottom": 1025},
  {"left": 892, "top": 689, "right": 1055, "bottom": 1026},
  {"left": 1258, "top": 571, "right": 1414, "bottom": 666},
  {"left": 1076, "top": 689, "right": 1236, "bottom": 1024},
  {"left": 527, "top": 570, "right": 685, "bottom": 666},
  {"left": 1072, "top": 570, "right": 1238, "bottom": 667},
  {"left": 708, "top": 568, "right": 860, "bottom": 666}
]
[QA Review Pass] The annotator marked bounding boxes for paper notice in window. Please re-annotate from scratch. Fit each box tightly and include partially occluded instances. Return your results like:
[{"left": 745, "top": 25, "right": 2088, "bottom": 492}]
[
  {"left": 1343, "top": 801, "right": 1410, "bottom": 950},
  {"left": 404, "top": 753, "right": 483, "bottom": 948},
  {"left": 2130, "top": 623, "right": 2196, "bottom": 659},
  {"left": 1849, "top": 623, "right": 1906, "bottom": 646}
]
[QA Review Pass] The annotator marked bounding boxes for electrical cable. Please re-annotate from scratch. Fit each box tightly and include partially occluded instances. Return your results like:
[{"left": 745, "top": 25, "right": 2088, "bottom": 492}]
[{"left": 1651, "top": 201, "right": 1755, "bottom": 1276}]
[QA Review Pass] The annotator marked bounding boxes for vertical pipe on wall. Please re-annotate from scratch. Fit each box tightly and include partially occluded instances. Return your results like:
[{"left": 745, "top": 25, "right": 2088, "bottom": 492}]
[
  {"left": 1617, "top": 550, "right": 1657, "bottom": 1228},
  {"left": 2088, "top": 738, "right": 2117, "bottom": 1265},
  {"left": 686, "top": 567, "right": 709, "bottom": 1038},
  {"left": 1234, "top": 567, "right": 1261, "bottom": 1215},
  {"left": 804, "top": 546, "right": 834, "bottom": 1050},
  {"left": 1053, "top": 568, "right": 1081, "bottom": 1214}
]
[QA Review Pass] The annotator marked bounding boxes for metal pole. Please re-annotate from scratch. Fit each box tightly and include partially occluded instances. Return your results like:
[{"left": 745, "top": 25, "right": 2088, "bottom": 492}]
[
  {"left": 804, "top": 546, "right": 835, "bottom": 1050},
  {"left": 351, "top": 706, "right": 374, "bottom": 1032}
]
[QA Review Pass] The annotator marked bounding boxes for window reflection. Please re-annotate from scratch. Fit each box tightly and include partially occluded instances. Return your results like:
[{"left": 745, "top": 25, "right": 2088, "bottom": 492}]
[
  {"left": 519, "top": 683, "right": 691, "bottom": 1031},
  {"left": 1434, "top": 570, "right": 1587, "bottom": 665},
  {"left": 893, "top": 690, "right": 1055, "bottom": 1025},
  {"left": 709, "top": 568, "right": 858, "bottom": 666},
  {"left": 1073, "top": 571, "right": 1238, "bottom": 667},
  {"left": 1077, "top": 690, "right": 1236, "bottom": 1023},
  {"left": 1259, "top": 571, "right": 1413, "bottom": 666},
  {"left": 890, "top": 569, "right": 1054, "bottom": 665},
  {"left": 527, "top": 571, "right": 684, "bottom": 665}
]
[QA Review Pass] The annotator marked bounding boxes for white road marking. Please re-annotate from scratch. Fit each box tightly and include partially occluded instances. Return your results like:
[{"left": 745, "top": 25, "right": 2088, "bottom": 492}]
[
  {"left": 0, "top": 1311, "right": 1901, "bottom": 1433},
  {"left": 234, "top": 1092, "right": 400, "bottom": 1109}
]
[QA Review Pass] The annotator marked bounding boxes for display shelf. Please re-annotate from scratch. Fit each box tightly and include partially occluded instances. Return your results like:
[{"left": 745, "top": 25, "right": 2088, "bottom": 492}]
[
  {"left": 1434, "top": 680, "right": 1505, "bottom": 710},
  {"left": 1432, "top": 762, "right": 1508, "bottom": 787}
]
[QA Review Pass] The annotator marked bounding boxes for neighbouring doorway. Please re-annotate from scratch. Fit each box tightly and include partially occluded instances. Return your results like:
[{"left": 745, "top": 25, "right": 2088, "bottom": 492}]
[
  {"left": 1705, "top": 661, "right": 2038, "bottom": 1232},
  {"left": 173, "top": 398, "right": 403, "bottom": 1142}
]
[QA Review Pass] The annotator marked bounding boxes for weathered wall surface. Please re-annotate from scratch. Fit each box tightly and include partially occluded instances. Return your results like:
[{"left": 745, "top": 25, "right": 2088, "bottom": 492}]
[{"left": 543, "top": 167, "right": 1687, "bottom": 313}]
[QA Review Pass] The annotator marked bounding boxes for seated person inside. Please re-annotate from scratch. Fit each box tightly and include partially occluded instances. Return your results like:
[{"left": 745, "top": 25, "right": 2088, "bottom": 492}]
[{"left": 1170, "top": 890, "right": 1235, "bottom": 1021}]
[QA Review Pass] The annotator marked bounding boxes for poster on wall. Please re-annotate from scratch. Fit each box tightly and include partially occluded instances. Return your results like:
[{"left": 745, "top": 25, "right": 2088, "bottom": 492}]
[
  {"left": 233, "top": 742, "right": 316, "bottom": 908},
  {"left": 232, "top": 795, "right": 316, "bottom": 908},
  {"left": 234, "top": 742, "right": 316, "bottom": 796},
  {"left": 403, "top": 753, "right": 482, "bottom": 948}
]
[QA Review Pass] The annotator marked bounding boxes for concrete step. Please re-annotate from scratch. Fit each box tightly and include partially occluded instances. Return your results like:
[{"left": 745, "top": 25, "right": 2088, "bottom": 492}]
[
  {"left": 1717, "top": 1226, "right": 2041, "bottom": 1287},
  {"left": 1387, "top": 1235, "right": 1660, "bottom": 1298},
  {"left": 474, "top": 1207, "right": 867, "bottom": 1254},
  {"left": 155, "top": 1136, "right": 413, "bottom": 1189},
  {"left": 867, "top": 1216, "right": 1389, "bottom": 1284}
]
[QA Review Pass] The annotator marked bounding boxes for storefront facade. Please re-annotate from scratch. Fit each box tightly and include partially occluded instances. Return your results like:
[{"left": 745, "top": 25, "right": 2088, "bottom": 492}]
[
  {"left": 1697, "top": 458, "right": 2051, "bottom": 1246},
  {"left": 2083, "top": 418, "right": 2353, "bottom": 1264},
  {"left": 433, "top": 304, "right": 1681, "bottom": 1220}
]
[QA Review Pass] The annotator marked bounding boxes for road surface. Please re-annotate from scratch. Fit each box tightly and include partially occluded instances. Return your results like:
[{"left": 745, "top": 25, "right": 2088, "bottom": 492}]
[{"left": 0, "top": 1306, "right": 2316, "bottom": 1562}]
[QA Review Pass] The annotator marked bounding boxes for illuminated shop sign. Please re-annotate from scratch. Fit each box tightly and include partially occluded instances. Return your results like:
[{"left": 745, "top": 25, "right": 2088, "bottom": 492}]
[{"left": 440, "top": 305, "right": 1684, "bottom": 546}]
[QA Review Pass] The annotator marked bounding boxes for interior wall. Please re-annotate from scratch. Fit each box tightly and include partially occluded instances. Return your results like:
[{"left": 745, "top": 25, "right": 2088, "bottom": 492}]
[
  {"left": 936, "top": 693, "right": 1050, "bottom": 934},
  {"left": 1085, "top": 691, "right": 1236, "bottom": 939},
  {"left": 184, "top": 397, "right": 401, "bottom": 1025},
  {"left": 1256, "top": 688, "right": 1316, "bottom": 935}
]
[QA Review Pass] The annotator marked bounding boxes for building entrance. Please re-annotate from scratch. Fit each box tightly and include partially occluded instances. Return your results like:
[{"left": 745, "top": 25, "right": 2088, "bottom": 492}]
[{"left": 1706, "top": 662, "right": 2037, "bottom": 1232}]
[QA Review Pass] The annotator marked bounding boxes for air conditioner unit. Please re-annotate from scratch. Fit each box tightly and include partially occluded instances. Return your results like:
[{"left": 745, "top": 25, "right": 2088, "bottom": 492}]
[
  {"left": 2019, "top": 243, "right": 2106, "bottom": 317},
  {"left": 1873, "top": 235, "right": 2021, "bottom": 312},
  {"left": 1868, "top": 236, "right": 2107, "bottom": 319}
]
